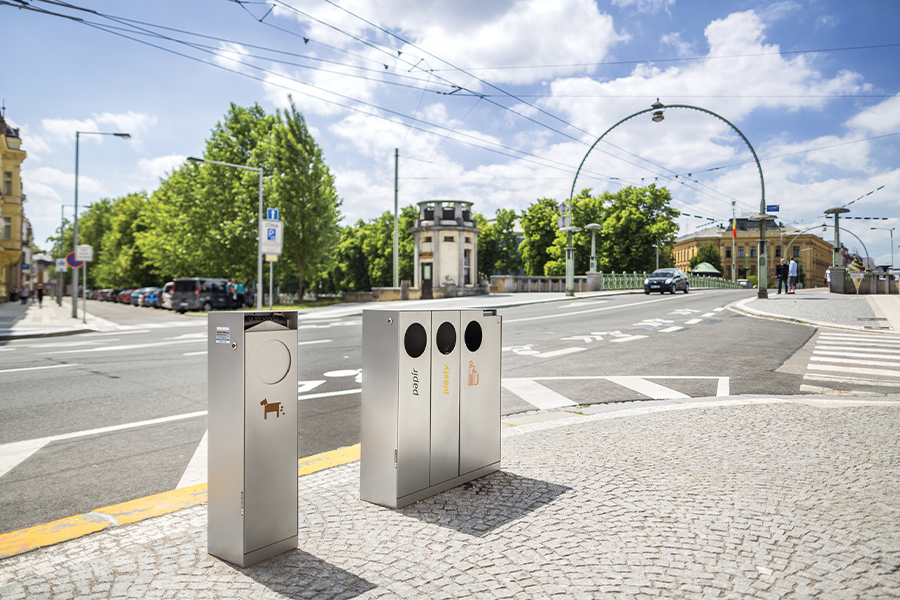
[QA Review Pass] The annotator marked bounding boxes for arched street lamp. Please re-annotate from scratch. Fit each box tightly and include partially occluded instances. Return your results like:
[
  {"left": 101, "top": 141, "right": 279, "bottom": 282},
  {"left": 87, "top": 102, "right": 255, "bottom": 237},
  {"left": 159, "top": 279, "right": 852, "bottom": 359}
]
[
  {"left": 567, "top": 99, "right": 769, "bottom": 297},
  {"left": 870, "top": 226, "right": 895, "bottom": 270}
]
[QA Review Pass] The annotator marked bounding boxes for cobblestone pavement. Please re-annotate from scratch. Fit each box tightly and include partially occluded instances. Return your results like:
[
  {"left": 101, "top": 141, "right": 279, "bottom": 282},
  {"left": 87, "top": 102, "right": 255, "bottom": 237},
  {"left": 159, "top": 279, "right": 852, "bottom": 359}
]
[{"left": 1, "top": 397, "right": 899, "bottom": 599}]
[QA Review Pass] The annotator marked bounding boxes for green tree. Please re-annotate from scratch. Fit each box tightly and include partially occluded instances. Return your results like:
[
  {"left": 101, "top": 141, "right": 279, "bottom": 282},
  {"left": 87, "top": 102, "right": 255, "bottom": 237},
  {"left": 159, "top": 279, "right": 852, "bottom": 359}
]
[
  {"left": 95, "top": 192, "right": 156, "bottom": 287},
  {"left": 477, "top": 208, "right": 522, "bottom": 278},
  {"left": 76, "top": 198, "right": 114, "bottom": 288},
  {"left": 262, "top": 100, "right": 342, "bottom": 296},
  {"left": 519, "top": 198, "right": 561, "bottom": 276},
  {"left": 688, "top": 242, "right": 723, "bottom": 273}
]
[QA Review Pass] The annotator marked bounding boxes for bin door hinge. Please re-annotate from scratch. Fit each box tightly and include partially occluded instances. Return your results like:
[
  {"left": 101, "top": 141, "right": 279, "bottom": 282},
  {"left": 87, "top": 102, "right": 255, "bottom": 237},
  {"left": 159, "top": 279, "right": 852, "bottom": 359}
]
[{"left": 394, "top": 449, "right": 398, "bottom": 468}]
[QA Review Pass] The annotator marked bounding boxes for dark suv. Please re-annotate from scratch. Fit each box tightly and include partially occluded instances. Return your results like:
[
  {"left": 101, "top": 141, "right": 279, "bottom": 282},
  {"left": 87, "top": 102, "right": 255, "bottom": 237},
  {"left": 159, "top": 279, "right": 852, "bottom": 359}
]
[
  {"left": 644, "top": 269, "right": 689, "bottom": 294},
  {"left": 171, "top": 278, "right": 231, "bottom": 313}
]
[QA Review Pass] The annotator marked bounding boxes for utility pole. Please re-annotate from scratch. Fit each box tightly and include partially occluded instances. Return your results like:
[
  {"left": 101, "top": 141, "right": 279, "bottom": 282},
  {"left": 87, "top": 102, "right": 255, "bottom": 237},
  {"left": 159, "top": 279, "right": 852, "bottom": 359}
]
[{"left": 393, "top": 148, "right": 399, "bottom": 288}]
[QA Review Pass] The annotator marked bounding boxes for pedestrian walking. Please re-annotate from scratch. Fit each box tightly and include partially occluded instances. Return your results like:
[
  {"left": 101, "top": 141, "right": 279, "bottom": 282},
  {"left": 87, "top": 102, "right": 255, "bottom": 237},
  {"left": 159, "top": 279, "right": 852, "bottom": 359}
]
[
  {"left": 36, "top": 284, "right": 44, "bottom": 308},
  {"left": 775, "top": 258, "right": 788, "bottom": 294},
  {"left": 226, "top": 278, "right": 236, "bottom": 310},
  {"left": 788, "top": 257, "right": 799, "bottom": 293}
]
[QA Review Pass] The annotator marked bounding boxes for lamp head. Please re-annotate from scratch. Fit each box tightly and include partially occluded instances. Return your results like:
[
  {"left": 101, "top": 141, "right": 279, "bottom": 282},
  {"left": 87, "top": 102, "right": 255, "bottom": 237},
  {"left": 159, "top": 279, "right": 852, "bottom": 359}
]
[
  {"left": 113, "top": 133, "right": 131, "bottom": 139},
  {"left": 651, "top": 98, "right": 664, "bottom": 123},
  {"left": 186, "top": 156, "right": 204, "bottom": 164}
]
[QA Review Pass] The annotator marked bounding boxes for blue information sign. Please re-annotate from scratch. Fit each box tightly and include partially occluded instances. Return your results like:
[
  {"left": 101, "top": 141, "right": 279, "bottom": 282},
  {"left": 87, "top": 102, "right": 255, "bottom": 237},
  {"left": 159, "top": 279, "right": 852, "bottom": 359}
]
[
  {"left": 266, "top": 208, "right": 279, "bottom": 220},
  {"left": 766, "top": 204, "right": 779, "bottom": 212}
]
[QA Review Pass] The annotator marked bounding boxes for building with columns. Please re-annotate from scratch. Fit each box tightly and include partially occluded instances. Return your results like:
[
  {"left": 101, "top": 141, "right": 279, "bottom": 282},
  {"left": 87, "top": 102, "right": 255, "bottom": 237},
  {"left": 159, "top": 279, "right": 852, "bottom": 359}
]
[{"left": 409, "top": 200, "right": 480, "bottom": 299}]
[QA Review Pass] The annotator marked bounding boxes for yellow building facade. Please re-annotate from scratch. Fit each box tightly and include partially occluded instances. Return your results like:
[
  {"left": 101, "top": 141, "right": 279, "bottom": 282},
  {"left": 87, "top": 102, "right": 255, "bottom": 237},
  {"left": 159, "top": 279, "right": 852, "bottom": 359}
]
[
  {"left": 674, "top": 218, "right": 833, "bottom": 287},
  {"left": 1, "top": 115, "right": 27, "bottom": 301}
]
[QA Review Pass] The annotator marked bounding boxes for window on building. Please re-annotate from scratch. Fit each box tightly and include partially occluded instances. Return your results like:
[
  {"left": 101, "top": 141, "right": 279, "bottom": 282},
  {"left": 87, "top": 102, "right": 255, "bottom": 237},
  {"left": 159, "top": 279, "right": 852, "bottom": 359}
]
[
  {"left": 750, "top": 247, "right": 757, "bottom": 258},
  {"left": 443, "top": 236, "right": 454, "bottom": 242},
  {"left": 465, "top": 236, "right": 471, "bottom": 243},
  {"left": 2, "top": 172, "right": 11, "bottom": 196},
  {"left": 738, "top": 246, "right": 744, "bottom": 258},
  {"left": 725, "top": 247, "right": 731, "bottom": 258},
  {"left": 423, "top": 236, "right": 432, "bottom": 243},
  {"left": 775, "top": 245, "right": 782, "bottom": 258},
  {"left": 793, "top": 245, "right": 800, "bottom": 258},
  {"left": 2, "top": 217, "right": 10, "bottom": 240}
]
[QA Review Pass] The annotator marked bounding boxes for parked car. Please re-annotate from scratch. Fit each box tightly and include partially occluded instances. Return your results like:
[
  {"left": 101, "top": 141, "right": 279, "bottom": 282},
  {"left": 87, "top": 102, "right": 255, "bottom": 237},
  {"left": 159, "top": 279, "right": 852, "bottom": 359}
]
[
  {"left": 117, "top": 289, "right": 136, "bottom": 303},
  {"left": 143, "top": 288, "right": 161, "bottom": 308},
  {"left": 170, "top": 278, "right": 231, "bottom": 313},
  {"left": 160, "top": 282, "right": 174, "bottom": 310},
  {"left": 644, "top": 268, "right": 689, "bottom": 294},
  {"left": 131, "top": 286, "right": 158, "bottom": 306}
]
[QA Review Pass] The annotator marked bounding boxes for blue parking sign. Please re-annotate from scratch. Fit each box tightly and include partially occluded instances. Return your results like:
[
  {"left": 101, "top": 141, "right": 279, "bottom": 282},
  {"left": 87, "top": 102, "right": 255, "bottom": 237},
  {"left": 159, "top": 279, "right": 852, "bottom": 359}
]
[{"left": 267, "top": 227, "right": 277, "bottom": 241}]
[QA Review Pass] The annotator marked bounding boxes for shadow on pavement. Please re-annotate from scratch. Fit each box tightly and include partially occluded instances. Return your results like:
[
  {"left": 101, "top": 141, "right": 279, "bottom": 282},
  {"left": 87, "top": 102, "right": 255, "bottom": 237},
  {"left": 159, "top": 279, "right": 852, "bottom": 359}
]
[
  {"left": 239, "top": 548, "right": 376, "bottom": 599},
  {"left": 399, "top": 471, "right": 571, "bottom": 537}
]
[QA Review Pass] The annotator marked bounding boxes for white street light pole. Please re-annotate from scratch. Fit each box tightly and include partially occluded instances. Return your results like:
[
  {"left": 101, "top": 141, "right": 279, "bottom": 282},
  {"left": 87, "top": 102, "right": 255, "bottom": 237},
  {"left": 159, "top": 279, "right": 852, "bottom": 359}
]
[
  {"left": 871, "top": 226, "right": 895, "bottom": 270},
  {"left": 187, "top": 157, "right": 264, "bottom": 310},
  {"left": 72, "top": 131, "right": 131, "bottom": 319}
]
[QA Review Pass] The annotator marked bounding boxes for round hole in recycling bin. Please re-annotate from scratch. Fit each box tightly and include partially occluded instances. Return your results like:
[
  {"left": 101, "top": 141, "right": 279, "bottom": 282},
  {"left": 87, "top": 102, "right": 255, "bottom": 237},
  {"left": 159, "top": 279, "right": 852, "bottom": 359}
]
[
  {"left": 253, "top": 339, "right": 292, "bottom": 384},
  {"left": 464, "top": 321, "right": 482, "bottom": 352},
  {"left": 435, "top": 321, "right": 456, "bottom": 355},
  {"left": 404, "top": 322, "right": 427, "bottom": 358}
]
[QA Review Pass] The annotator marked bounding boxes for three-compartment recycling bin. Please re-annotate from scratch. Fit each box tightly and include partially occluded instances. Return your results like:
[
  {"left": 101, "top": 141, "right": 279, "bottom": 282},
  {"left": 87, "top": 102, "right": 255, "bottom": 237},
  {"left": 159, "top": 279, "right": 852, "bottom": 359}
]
[
  {"left": 360, "top": 308, "right": 502, "bottom": 508},
  {"left": 207, "top": 311, "right": 299, "bottom": 567}
]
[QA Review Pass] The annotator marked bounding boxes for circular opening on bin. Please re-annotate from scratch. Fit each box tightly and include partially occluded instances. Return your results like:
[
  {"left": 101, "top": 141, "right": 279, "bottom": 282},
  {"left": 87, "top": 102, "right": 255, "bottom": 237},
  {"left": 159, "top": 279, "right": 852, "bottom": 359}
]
[
  {"left": 404, "top": 322, "right": 427, "bottom": 358},
  {"left": 253, "top": 339, "right": 292, "bottom": 384},
  {"left": 435, "top": 322, "right": 456, "bottom": 355},
  {"left": 464, "top": 321, "right": 483, "bottom": 352}
]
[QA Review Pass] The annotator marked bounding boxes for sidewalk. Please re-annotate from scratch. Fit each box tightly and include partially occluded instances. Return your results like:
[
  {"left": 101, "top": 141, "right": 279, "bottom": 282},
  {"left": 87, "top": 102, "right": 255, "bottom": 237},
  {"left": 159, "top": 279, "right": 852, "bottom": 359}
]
[
  {"left": 0, "top": 297, "right": 117, "bottom": 340},
  {"left": 1, "top": 395, "right": 898, "bottom": 598},
  {"left": 732, "top": 288, "right": 900, "bottom": 334}
]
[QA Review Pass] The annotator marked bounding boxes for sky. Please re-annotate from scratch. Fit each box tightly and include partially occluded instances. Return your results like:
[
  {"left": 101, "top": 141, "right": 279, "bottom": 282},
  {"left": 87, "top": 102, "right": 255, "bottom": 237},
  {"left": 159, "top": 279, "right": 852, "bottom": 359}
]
[{"left": 3, "top": 0, "right": 899, "bottom": 267}]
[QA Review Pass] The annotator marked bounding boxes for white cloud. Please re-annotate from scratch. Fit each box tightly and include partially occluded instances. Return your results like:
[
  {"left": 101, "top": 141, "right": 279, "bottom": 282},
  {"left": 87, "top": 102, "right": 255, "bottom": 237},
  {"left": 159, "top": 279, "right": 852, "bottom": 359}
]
[
  {"left": 612, "top": 0, "right": 674, "bottom": 14},
  {"left": 660, "top": 32, "right": 695, "bottom": 57},
  {"left": 845, "top": 94, "right": 900, "bottom": 136},
  {"left": 137, "top": 154, "right": 186, "bottom": 181},
  {"left": 212, "top": 42, "right": 252, "bottom": 72},
  {"left": 40, "top": 112, "right": 156, "bottom": 149}
]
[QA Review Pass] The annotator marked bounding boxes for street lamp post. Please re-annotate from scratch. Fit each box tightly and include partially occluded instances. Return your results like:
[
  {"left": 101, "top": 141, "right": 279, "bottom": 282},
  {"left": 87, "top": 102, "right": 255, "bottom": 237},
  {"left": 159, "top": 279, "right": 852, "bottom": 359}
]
[
  {"left": 824, "top": 207, "right": 850, "bottom": 267},
  {"left": 561, "top": 226, "right": 582, "bottom": 292},
  {"left": 72, "top": 131, "right": 131, "bottom": 319},
  {"left": 187, "top": 157, "right": 264, "bottom": 310},
  {"left": 567, "top": 99, "right": 768, "bottom": 298},
  {"left": 585, "top": 223, "right": 602, "bottom": 272},
  {"left": 870, "top": 226, "right": 895, "bottom": 270}
]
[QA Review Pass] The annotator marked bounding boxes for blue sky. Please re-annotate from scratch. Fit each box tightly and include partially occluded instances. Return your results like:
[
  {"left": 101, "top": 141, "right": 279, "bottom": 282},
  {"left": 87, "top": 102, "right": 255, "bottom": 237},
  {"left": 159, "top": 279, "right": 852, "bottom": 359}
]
[{"left": 4, "top": 0, "right": 899, "bottom": 266}]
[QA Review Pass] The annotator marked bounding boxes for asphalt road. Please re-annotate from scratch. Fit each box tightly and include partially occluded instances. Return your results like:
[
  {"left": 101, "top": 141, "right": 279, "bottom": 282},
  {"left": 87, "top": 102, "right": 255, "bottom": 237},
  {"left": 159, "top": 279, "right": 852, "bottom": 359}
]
[{"left": 0, "top": 289, "right": 814, "bottom": 533}]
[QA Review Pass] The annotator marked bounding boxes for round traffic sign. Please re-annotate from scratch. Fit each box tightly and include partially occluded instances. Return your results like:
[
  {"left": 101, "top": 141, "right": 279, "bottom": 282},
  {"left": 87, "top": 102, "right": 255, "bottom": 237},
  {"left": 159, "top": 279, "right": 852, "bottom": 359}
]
[{"left": 66, "top": 252, "right": 83, "bottom": 268}]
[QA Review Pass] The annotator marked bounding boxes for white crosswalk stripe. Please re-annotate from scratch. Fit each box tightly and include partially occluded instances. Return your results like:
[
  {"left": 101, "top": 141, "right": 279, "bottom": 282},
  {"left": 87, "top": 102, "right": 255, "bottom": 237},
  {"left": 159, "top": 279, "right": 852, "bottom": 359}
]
[{"left": 803, "top": 331, "right": 900, "bottom": 392}]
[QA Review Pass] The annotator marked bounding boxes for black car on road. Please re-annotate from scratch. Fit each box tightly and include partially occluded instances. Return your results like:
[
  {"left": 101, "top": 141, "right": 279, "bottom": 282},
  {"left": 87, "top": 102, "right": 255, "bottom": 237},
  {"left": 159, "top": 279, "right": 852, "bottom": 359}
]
[{"left": 644, "top": 268, "right": 689, "bottom": 294}]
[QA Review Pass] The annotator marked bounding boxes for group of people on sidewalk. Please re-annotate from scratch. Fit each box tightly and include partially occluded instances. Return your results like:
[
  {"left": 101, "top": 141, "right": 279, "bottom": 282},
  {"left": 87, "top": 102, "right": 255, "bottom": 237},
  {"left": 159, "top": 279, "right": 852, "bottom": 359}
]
[
  {"left": 776, "top": 257, "right": 799, "bottom": 294},
  {"left": 15, "top": 284, "right": 45, "bottom": 306}
]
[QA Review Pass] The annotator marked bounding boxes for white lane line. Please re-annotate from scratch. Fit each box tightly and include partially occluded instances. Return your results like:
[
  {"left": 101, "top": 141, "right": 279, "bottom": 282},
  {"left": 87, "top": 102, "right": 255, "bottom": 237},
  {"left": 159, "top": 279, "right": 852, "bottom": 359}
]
[
  {"left": 0, "top": 363, "right": 77, "bottom": 375},
  {"left": 299, "top": 339, "right": 332, "bottom": 346},
  {"left": 0, "top": 348, "right": 14, "bottom": 352},
  {"left": 518, "top": 376, "right": 730, "bottom": 397},
  {"left": 807, "top": 364, "right": 900, "bottom": 378},
  {"left": 684, "top": 318, "right": 703, "bottom": 325},
  {"left": 814, "top": 350, "right": 900, "bottom": 361},
  {"left": 298, "top": 380, "right": 326, "bottom": 393},
  {"left": 534, "top": 347, "right": 587, "bottom": 358},
  {"left": 24, "top": 340, "right": 117, "bottom": 349},
  {"left": 818, "top": 334, "right": 900, "bottom": 345},
  {"left": 658, "top": 326, "right": 684, "bottom": 333},
  {"left": 177, "top": 429, "right": 208, "bottom": 489},
  {"left": 804, "top": 373, "right": 900, "bottom": 388},
  {"left": 183, "top": 351, "right": 207, "bottom": 356},
  {"left": 0, "top": 410, "right": 207, "bottom": 480},
  {"left": 610, "top": 335, "right": 648, "bottom": 343},
  {"left": 702, "top": 312, "right": 716, "bottom": 318},
  {"left": 810, "top": 356, "right": 900, "bottom": 368},
  {"left": 816, "top": 344, "right": 900, "bottom": 354},
  {"left": 505, "top": 296, "right": 677, "bottom": 323},
  {"left": 501, "top": 379, "right": 577, "bottom": 410},
  {"left": 605, "top": 376, "right": 690, "bottom": 400},
  {"left": 44, "top": 338, "right": 205, "bottom": 355},
  {"left": 713, "top": 307, "right": 725, "bottom": 312},
  {"left": 298, "top": 389, "right": 360, "bottom": 400},
  {"left": 716, "top": 377, "right": 730, "bottom": 396}
]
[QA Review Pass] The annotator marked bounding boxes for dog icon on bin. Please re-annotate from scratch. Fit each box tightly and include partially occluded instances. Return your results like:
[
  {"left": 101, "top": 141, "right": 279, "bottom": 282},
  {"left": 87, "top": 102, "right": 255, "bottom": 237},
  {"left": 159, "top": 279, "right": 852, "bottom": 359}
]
[
  {"left": 260, "top": 398, "right": 285, "bottom": 419},
  {"left": 468, "top": 361, "right": 479, "bottom": 386}
]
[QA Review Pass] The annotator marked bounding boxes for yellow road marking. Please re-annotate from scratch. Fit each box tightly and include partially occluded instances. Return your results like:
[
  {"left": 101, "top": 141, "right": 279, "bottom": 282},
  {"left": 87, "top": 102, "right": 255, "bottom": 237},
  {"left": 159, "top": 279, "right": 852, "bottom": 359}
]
[{"left": 0, "top": 444, "right": 361, "bottom": 559}]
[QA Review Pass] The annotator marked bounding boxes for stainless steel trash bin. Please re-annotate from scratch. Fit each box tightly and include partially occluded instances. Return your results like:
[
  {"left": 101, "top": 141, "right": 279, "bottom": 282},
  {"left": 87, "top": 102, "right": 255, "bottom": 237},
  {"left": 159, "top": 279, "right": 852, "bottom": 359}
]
[
  {"left": 360, "top": 308, "right": 501, "bottom": 508},
  {"left": 207, "top": 311, "right": 299, "bottom": 567}
]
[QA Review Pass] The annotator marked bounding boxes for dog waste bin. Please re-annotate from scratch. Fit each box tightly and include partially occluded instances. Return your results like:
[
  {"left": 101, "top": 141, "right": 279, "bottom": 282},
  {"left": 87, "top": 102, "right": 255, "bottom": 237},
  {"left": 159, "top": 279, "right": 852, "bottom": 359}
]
[
  {"left": 360, "top": 308, "right": 502, "bottom": 508},
  {"left": 207, "top": 311, "right": 299, "bottom": 567}
]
